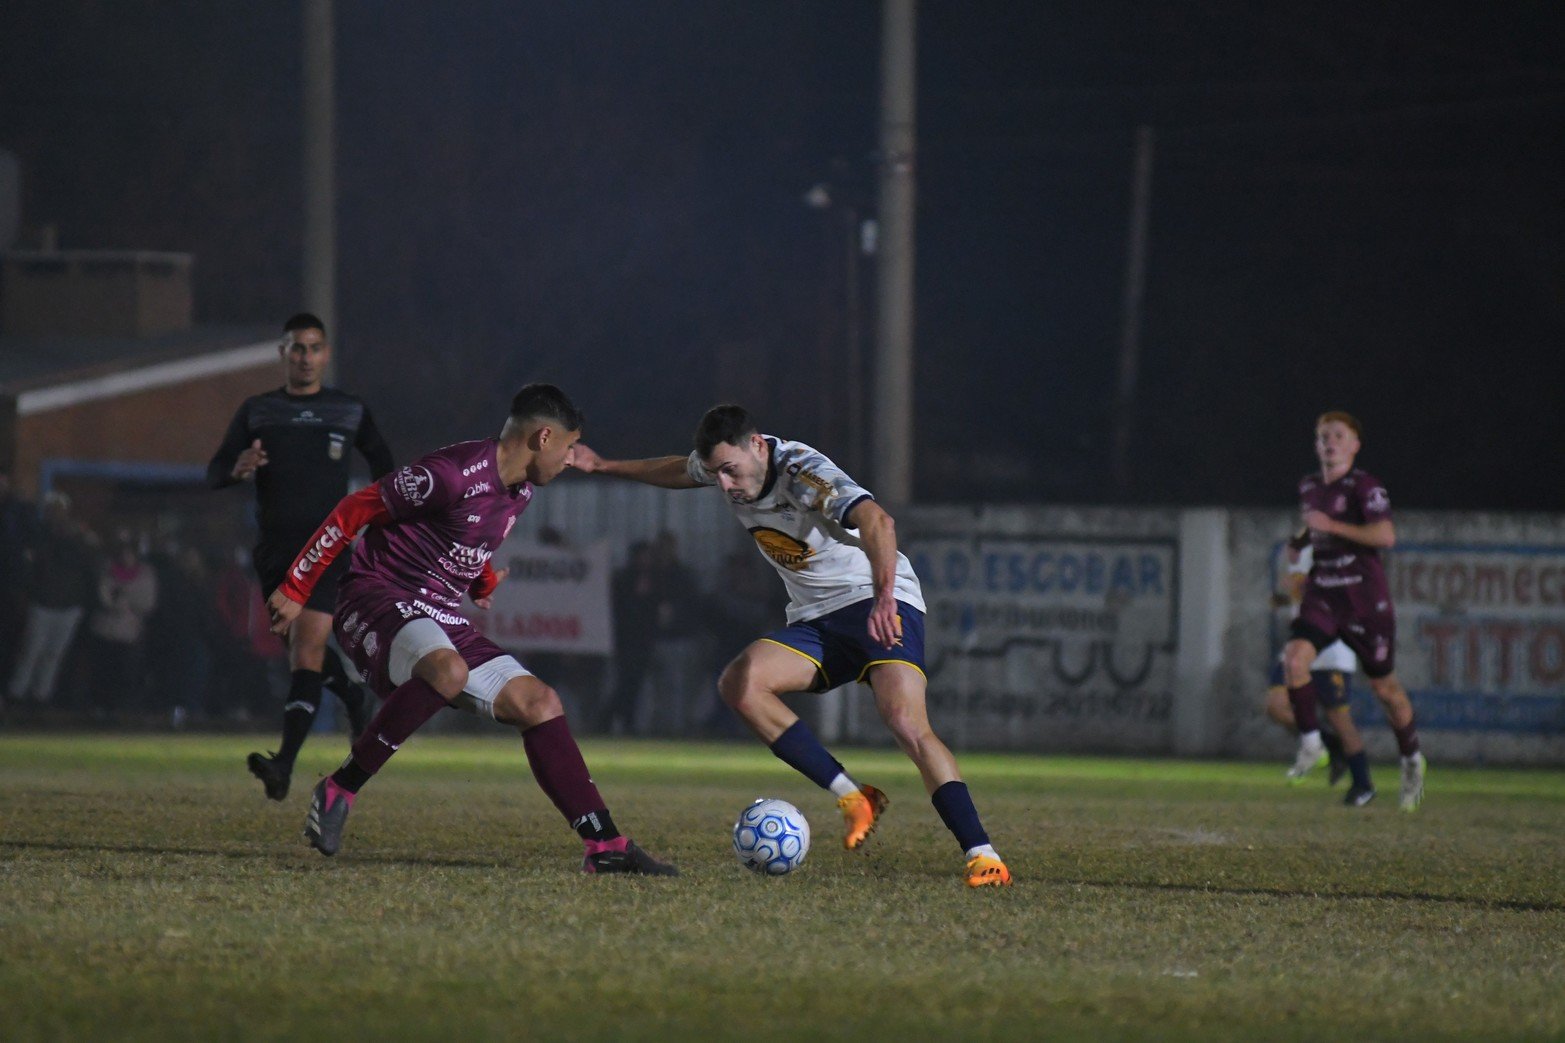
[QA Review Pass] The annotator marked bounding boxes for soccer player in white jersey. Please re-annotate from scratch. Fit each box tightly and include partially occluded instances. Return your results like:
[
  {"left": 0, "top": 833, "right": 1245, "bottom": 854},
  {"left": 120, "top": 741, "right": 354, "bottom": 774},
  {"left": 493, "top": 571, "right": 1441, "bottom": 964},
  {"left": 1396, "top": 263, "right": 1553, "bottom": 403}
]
[
  {"left": 569, "top": 404, "right": 1011, "bottom": 887},
  {"left": 1264, "top": 544, "right": 1358, "bottom": 784}
]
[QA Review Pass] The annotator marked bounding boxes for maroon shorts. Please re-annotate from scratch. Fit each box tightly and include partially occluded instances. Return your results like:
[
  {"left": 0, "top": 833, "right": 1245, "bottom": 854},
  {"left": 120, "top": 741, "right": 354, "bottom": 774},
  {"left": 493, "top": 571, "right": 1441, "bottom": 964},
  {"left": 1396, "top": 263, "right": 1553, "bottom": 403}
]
[
  {"left": 1291, "top": 581, "right": 1396, "bottom": 678},
  {"left": 333, "top": 577, "right": 515, "bottom": 699}
]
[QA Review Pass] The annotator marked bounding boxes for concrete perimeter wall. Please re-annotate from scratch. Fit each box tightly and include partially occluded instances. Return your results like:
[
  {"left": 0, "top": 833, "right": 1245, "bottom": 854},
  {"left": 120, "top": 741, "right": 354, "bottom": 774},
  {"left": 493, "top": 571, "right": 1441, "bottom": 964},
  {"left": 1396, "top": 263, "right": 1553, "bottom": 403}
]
[{"left": 512, "top": 481, "right": 1565, "bottom": 766}]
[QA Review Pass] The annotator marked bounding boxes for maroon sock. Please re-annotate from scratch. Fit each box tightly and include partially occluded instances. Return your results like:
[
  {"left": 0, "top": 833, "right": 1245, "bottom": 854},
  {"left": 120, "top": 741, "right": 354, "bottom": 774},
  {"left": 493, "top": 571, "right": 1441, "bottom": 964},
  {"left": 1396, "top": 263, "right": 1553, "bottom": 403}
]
[
  {"left": 1392, "top": 716, "right": 1421, "bottom": 757},
  {"left": 522, "top": 716, "right": 610, "bottom": 829},
  {"left": 334, "top": 676, "right": 448, "bottom": 783},
  {"left": 1287, "top": 679, "right": 1320, "bottom": 733}
]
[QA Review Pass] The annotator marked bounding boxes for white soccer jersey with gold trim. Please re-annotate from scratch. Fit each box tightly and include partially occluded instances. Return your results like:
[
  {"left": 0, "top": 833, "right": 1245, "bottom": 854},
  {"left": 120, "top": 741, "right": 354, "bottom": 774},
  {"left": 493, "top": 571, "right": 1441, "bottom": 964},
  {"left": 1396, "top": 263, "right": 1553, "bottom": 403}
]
[{"left": 687, "top": 436, "right": 925, "bottom": 624}]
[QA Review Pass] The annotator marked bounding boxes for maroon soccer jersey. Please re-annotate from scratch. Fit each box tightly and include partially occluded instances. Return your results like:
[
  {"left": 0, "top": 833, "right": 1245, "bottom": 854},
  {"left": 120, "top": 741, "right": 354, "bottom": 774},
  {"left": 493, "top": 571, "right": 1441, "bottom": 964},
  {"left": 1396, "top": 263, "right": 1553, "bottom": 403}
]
[
  {"left": 1293, "top": 467, "right": 1397, "bottom": 675},
  {"left": 349, "top": 438, "right": 532, "bottom": 610},
  {"left": 1298, "top": 467, "right": 1391, "bottom": 594}
]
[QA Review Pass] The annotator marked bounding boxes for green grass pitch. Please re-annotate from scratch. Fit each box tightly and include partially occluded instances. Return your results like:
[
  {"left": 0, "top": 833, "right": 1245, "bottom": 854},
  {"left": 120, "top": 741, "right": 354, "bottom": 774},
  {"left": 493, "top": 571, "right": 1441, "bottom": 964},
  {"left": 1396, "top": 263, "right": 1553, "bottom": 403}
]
[{"left": 3, "top": 733, "right": 1564, "bottom": 1041}]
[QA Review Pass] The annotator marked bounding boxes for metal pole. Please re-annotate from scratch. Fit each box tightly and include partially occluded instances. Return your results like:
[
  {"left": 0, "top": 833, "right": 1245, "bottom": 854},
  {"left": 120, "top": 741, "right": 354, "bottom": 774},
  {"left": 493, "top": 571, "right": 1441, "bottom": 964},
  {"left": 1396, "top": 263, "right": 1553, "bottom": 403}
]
[
  {"left": 873, "top": 0, "right": 916, "bottom": 509},
  {"left": 844, "top": 206, "right": 863, "bottom": 475},
  {"left": 1111, "top": 125, "right": 1154, "bottom": 496},
  {"left": 303, "top": 0, "right": 337, "bottom": 367}
]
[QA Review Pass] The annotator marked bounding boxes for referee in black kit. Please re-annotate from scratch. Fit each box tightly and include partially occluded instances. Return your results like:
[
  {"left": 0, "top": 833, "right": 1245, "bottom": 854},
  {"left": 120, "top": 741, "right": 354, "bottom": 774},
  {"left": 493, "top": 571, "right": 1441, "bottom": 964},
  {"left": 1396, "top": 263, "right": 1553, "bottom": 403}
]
[{"left": 209, "top": 313, "right": 395, "bottom": 801}]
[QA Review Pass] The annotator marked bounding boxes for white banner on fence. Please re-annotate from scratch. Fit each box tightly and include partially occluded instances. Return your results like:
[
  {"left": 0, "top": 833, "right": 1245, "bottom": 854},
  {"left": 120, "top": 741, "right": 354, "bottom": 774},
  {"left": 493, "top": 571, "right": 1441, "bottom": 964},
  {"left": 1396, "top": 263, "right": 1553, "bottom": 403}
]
[
  {"left": 475, "top": 540, "right": 614, "bottom": 655},
  {"left": 908, "top": 535, "right": 1180, "bottom": 752},
  {"left": 1384, "top": 543, "right": 1565, "bottom": 733}
]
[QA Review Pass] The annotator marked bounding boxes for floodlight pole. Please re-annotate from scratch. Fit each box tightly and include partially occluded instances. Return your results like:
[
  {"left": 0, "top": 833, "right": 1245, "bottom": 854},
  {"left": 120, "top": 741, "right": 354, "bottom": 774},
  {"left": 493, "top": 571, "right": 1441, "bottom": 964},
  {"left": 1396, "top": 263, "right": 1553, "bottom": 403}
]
[
  {"left": 873, "top": 0, "right": 916, "bottom": 510},
  {"left": 303, "top": 0, "right": 338, "bottom": 371},
  {"left": 1111, "top": 125, "right": 1155, "bottom": 496}
]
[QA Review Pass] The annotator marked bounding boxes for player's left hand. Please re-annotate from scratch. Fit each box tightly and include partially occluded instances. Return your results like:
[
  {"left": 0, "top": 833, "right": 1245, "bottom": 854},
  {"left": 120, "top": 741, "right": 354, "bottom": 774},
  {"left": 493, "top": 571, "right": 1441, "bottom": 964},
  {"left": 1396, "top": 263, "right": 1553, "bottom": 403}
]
[
  {"left": 566, "top": 443, "right": 603, "bottom": 473},
  {"left": 866, "top": 593, "right": 902, "bottom": 650},
  {"left": 1303, "top": 510, "right": 1335, "bottom": 535},
  {"left": 473, "top": 568, "right": 508, "bottom": 610},
  {"left": 266, "top": 588, "right": 303, "bottom": 635}
]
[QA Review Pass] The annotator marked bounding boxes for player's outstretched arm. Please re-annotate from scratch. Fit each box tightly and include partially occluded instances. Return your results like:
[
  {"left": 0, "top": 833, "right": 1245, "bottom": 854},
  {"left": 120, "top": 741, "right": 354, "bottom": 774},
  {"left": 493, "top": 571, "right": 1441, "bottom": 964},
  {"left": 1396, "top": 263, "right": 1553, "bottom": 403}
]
[
  {"left": 567, "top": 443, "right": 700, "bottom": 489},
  {"left": 847, "top": 499, "right": 903, "bottom": 649},
  {"left": 267, "top": 484, "right": 393, "bottom": 633}
]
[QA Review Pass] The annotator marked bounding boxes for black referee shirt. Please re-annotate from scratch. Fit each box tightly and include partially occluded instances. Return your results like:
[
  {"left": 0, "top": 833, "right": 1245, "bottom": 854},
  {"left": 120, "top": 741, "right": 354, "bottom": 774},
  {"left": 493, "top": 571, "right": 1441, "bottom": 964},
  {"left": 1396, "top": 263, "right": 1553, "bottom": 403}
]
[{"left": 207, "top": 387, "right": 395, "bottom": 538}]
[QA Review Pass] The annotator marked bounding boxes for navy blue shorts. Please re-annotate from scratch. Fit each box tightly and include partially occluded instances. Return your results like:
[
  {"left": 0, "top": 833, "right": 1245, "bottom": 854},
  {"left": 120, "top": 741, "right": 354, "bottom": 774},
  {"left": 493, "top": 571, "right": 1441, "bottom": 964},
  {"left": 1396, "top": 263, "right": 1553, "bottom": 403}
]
[
  {"left": 761, "top": 599, "right": 925, "bottom": 690},
  {"left": 1268, "top": 661, "right": 1352, "bottom": 710}
]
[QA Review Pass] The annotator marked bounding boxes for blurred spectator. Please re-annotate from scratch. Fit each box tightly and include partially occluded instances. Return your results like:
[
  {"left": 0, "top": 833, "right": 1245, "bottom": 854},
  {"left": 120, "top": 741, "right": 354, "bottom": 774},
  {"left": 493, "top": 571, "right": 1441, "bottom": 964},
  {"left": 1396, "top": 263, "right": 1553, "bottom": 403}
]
[
  {"left": 0, "top": 467, "right": 37, "bottom": 684},
  {"left": 645, "top": 530, "right": 704, "bottom": 734},
  {"left": 213, "top": 546, "right": 286, "bottom": 720},
  {"left": 696, "top": 548, "right": 786, "bottom": 734},
  {"left": 83, "top": 531, "right": 159, "bottom": 718},
  {"left": 600, "top": 540, "right": 658, "bottom": 735},
  {"left": 7, "top": 492, "right": 96, "bottom": 707},
  {"left": 148, "top": 544, "right": 216, "bottom": 726}
]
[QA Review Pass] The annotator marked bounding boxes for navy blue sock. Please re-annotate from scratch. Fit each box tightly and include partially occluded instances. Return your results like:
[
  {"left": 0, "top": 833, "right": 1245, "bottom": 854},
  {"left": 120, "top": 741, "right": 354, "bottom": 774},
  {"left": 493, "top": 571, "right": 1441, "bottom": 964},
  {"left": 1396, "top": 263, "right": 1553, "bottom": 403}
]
[
  {"left": 1346, "top": 751, "right": 1372, "bottom": 790},
  {"left": 1321, "top": 729, "right": 1345, "bottom": 761},
  {"left": 768, "top": 720, "right": 846, "bottom": 790},
  {"left": 931, "top": 781, "right": 990, "bottom": 852}
]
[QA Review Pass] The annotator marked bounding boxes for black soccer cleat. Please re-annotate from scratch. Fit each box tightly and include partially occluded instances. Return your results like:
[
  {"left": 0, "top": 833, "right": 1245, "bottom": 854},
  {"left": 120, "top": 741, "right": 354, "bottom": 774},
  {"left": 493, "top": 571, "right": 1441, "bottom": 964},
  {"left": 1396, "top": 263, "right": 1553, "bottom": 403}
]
[
  {"left": 304, "top": 777, "right": 356, "bottom": 856},
  {"left": 1343, "top": 784, "right": 1376, "bottom": 808},
  {"left": 1327, "top": 751, "right": 1349, "bottom": 788},
  {"left": 582, "top": 838, "right": 679, "bottom": 877},
  {"left": 247, "top": 751, "right": 291, "bottom": 802}
]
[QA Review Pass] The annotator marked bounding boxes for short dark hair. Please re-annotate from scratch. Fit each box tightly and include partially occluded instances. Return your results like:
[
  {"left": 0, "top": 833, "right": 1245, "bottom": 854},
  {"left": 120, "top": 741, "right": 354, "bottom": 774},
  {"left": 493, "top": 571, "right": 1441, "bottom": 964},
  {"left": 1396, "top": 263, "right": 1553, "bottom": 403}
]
[
  {"left": 694, "top": 404, "right": 757, "bottom": 459},
  {"left": 509, "top": 383, "right": 584, "bottom": 431},
  {"left": 283, "top": 312, "right": 326, "bottom": 336}
]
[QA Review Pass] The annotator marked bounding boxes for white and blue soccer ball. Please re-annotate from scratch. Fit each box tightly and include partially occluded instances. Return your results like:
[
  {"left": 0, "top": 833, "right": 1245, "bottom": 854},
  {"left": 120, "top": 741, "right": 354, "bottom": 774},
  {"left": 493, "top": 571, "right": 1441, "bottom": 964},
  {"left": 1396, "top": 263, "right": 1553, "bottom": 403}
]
[{"left": 732, "top": 798, "right": 810, "bottom": 876}]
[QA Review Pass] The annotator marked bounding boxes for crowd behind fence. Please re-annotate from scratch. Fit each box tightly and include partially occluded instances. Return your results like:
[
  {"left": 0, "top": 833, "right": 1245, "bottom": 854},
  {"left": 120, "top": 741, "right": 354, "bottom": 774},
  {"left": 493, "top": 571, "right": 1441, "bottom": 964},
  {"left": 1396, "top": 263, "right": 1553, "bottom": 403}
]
[{"left": 0, "top": 470, "right": 787, "bottom": 737}]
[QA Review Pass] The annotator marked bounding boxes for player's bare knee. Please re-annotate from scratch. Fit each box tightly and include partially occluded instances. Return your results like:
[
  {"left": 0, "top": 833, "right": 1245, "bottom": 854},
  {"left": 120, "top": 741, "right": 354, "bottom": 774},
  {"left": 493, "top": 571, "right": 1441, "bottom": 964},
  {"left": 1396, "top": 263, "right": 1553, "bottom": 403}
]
[
  {"left": 421, "top": 654, "right": 469, "bottom": 701},
  {"left": 717, "top": 657, "right": 752, "bottom": 709},
  {"left": 880, "top": 703, "right": 928, "bottom": 751},
  {"left": 497, "top": 680, "right": 561, "bottom": 725},
  {"left": 1282, "top": 641, "right": 1314, "bottom": 685}
]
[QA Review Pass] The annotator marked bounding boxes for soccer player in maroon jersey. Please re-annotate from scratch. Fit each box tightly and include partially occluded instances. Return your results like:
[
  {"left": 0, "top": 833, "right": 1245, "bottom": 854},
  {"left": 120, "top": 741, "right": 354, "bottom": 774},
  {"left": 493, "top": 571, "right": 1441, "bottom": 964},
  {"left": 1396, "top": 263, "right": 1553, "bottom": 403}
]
[
  {"left": 265, "top": 384, "right": 676, "bottom": 873},
  {"left": 1284, "top": 411, "right": 1425, "bottom": 810}
]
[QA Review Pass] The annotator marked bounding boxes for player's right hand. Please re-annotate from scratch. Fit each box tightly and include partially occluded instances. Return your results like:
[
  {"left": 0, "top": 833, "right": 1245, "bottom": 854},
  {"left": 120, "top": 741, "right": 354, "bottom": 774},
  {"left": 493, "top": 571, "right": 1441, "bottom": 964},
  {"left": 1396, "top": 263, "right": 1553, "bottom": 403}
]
[
  {"left": 565, "top": 443, "right": 602, "bottom": 473},
  {"left": 232, "top": 438, "right": 269, "bottom": 481},
  {"left": 266, "top": 588, "right": 302, "bottom": 635}
]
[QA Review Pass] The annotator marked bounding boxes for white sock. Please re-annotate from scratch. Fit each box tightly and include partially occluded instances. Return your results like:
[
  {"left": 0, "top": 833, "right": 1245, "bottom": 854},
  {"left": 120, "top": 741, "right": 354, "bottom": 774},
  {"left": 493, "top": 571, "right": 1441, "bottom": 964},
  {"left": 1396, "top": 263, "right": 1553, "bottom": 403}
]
[
  {"left": 827, "top": 773, "right": 860, "bottom": 799},
  {"left": 1299, "top": 730, "right": 1322, "bottom": 748},
  {"left": 964, "top": 844, "right": 999, "bottom": 862}
]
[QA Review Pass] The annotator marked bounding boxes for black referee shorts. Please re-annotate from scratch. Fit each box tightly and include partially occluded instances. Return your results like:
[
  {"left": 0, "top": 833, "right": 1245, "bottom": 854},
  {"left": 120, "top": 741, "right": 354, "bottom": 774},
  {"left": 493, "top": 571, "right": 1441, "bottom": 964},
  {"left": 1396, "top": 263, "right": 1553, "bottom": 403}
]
[{"left": 253, "top": 534, "right": 348, "bottom": 614}]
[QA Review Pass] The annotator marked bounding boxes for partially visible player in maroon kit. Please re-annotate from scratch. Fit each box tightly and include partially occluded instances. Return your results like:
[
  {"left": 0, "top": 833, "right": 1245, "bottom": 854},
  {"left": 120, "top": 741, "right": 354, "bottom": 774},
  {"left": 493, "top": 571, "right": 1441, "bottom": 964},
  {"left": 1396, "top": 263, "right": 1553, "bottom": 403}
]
[
  {"left": 266, "top": 384, "right": 676, "bottom": 873},
  {"left": 1284, "top": 411, "right": 1425, "bottom": 810}
]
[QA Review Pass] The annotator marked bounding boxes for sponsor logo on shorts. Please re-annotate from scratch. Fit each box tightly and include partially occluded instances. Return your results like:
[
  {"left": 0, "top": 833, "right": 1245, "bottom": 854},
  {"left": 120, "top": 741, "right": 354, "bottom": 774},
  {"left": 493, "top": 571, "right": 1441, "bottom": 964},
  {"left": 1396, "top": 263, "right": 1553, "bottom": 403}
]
[
  {"left": 291, "top": 525, "right": 346, "bottom": 582},
  {"left": 393, "top": 465, "right": 435, "bottom": 506},
  {"left": 342, "top": 610, "right": 360, "bottom": 632},
  {"left": 364, "top": 632, "right": 379, "bottom": 657},
  {"left": 395, "top": 598, "right": 470, "bottom": 628}
]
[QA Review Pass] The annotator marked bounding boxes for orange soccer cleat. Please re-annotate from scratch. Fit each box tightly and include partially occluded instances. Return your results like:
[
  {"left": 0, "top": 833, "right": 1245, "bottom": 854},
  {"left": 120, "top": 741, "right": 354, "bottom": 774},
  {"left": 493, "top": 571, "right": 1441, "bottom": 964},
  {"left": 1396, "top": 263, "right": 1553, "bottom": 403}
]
[
  {"left": 964, "top": 854, "right": 1013, "bottom": 888},
  {"left": 836, "top": 784, "right": 889, "bottom": 850}
]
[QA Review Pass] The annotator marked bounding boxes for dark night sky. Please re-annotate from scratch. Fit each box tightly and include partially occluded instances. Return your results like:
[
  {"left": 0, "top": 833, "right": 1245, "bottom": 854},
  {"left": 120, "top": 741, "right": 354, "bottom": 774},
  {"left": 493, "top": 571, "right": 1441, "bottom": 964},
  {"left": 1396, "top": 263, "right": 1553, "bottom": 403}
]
[{"left": 3, "top": 2, "right": 1563, "bottom": 509}]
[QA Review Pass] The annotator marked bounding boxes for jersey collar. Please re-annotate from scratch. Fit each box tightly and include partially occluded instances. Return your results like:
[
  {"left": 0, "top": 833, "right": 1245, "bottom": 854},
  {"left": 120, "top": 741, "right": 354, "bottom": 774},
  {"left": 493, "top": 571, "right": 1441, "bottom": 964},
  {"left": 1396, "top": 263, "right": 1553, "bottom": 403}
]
[{"left": 756, "top": 437, "right": 780, "bottom": 501}]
